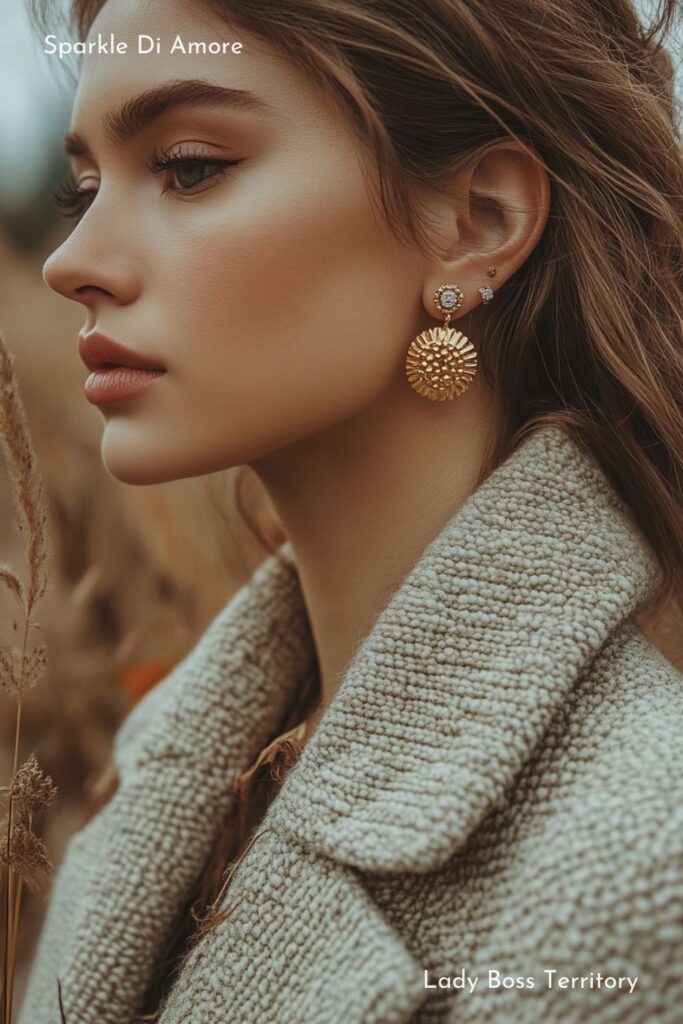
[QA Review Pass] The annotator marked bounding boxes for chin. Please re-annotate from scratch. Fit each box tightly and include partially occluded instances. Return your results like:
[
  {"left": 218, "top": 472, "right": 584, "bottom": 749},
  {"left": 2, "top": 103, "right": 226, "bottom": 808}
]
[
  {"left": 99, "top": 424, "right": 185, "bottom": 484},
  {"left": 101, "top": 448, "right": 180, "bottom": 486},
  {"left": 99, "top": 422, "right": 248, "bottom": 485}
]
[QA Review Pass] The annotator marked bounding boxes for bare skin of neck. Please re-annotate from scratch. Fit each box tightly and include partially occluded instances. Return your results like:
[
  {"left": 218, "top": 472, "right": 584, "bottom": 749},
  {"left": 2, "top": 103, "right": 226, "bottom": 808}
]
[{"left": 251, "top": 334, "right": 499, "bottom": 742}]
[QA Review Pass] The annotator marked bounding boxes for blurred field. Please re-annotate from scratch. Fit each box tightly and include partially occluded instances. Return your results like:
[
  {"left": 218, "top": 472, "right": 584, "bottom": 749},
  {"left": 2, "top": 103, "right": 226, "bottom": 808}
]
[{"left": 1, "top": 226, "right": 681, "bottom": 1010}]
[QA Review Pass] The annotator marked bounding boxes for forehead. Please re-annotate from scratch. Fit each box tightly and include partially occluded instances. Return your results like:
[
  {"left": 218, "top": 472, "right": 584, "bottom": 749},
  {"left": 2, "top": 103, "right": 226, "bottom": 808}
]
[{"left": 73, "top": 0, "right": 317, "bottom": 131}]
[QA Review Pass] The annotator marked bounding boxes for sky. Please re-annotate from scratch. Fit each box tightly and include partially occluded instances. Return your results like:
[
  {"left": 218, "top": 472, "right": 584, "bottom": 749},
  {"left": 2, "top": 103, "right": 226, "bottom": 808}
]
[{"left": 0, "top": 0, "right": 680, "bottom": 211}]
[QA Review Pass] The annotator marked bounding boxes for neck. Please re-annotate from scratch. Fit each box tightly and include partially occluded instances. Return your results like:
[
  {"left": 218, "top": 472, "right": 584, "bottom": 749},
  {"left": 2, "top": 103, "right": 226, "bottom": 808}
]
[{"left": 251, "top": 371, "right": 500, "bottom": 730}]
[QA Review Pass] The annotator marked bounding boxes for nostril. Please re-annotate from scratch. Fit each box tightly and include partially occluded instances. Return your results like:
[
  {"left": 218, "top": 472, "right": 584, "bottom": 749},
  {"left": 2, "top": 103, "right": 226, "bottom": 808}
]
[{"left": 74, "top": 284, "right": 116, "bottom": 299}]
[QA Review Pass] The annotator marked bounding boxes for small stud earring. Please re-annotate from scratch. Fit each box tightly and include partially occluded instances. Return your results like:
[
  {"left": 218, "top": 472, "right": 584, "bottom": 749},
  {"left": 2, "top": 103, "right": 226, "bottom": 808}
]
[
  {"left": 404, "top": 284, "right": 478, "bottom": 401},
  {"left": 486, "top": 266, "right": 497, "bottom": 278},
  {"left": 478, "top": 285, "right": 495, "bottom": 304}
]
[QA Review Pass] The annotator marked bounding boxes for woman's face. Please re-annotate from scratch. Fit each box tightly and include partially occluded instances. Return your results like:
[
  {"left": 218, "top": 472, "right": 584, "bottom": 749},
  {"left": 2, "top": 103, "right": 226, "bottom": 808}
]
[{"left": 43, "top": 0, "right": 430, "bottom": 484}]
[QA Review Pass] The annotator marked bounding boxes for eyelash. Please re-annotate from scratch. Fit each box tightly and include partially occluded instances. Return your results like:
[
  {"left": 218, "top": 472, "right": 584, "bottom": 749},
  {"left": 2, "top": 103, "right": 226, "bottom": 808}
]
[{"left": 53, "top": 145, "right": 241, "bottom": 221}]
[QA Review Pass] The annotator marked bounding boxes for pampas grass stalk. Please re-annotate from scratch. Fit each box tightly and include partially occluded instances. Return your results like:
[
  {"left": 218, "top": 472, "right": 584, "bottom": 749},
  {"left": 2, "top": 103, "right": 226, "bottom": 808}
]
[{"left": 0, "top": 330, "right": 56, "bottom": 1024}]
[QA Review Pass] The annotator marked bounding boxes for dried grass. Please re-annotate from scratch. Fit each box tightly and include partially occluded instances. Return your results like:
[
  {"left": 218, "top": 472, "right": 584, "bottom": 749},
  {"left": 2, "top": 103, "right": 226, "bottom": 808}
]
[{"left": 0, "top": 330, "right": 56, "bottom": 1024}]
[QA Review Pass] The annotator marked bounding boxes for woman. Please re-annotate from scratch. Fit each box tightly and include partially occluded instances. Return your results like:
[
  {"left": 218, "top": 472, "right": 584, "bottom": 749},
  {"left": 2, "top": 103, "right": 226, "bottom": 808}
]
[{"left": 19, "top": 0, "right": 683, "bottom": 1021}]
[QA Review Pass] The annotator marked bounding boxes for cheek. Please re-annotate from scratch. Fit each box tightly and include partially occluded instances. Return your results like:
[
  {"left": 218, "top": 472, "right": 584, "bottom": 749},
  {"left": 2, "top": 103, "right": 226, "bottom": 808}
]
[{"left": 146, "top": 157, "right": 424, "bottom": 440}]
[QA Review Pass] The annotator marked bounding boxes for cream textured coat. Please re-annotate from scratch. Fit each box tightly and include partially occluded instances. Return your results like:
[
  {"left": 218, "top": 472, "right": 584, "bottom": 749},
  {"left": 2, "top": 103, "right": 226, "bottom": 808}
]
[{"left": 19, "top": 426, "right": 683, "bottom": 1024}]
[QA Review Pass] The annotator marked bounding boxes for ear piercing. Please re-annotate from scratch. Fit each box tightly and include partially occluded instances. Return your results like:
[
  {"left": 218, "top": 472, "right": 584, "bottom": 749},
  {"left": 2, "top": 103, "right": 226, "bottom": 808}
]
[{"left": 479, "top": 265, "right": 496, "bottom": 304}]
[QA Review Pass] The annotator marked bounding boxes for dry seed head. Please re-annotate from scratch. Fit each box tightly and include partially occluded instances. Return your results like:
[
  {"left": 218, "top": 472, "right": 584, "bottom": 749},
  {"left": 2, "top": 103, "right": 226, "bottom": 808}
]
[
  {"left": 0, "top": 818, "right": 53, "bottom": 892},
  {"left": 10, "top": 752, "right": 57, "bottom": 813}
]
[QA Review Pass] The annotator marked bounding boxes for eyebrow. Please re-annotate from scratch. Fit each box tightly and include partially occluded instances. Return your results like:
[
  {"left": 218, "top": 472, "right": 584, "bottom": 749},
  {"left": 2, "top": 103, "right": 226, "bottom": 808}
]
[{"left": 64, "top": 79, "right": 269, "bottom": 156}]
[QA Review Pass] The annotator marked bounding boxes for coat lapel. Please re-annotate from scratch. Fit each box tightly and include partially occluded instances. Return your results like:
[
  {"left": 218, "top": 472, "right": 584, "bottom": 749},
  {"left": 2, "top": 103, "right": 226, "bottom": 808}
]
[
  {"left": 268, "top": 424, "right": 661, "bottom": 873},
  {"left": 157, "top": 826, "right": 427, "bottom": 1024}
]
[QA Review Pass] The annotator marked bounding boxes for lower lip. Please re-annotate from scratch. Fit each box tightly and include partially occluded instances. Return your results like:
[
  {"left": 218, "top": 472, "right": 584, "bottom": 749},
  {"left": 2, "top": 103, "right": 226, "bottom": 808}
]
[{"left": 84, "top": 367, "right": 166, "bottom": 404}]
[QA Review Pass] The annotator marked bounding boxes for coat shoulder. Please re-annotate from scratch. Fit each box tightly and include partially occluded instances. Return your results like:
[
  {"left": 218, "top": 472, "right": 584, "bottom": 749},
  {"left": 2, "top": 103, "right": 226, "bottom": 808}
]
[
  {"left": 474, "top": 617, "right": 683, "bottom": 926},
  {"left": 433, "top": 623, "right": 683, "bottom": 1022},
  {"left": 529, "top": 619, "right": 683, "bottom": 846},
  {"left": 569, "top": 618, "right": 683, "bottom": 785}
]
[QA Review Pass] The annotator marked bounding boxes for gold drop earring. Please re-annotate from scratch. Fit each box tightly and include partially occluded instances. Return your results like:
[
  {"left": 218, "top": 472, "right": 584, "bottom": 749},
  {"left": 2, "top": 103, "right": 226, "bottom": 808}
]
[{"left": 405, "top": 283, "right": 479, "bottom": 401}]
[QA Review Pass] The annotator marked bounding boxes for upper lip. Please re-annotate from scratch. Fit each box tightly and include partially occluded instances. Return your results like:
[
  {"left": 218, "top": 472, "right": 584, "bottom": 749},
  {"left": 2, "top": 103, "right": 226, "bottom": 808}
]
[{"left": 78, "top": 332, "right": 166, "bottom": 373}]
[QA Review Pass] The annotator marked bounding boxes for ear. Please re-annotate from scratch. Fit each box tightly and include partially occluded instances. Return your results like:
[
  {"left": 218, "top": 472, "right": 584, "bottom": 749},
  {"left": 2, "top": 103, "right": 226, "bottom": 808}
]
[{"left": 416, "top": 141, "right": 551, "bottom": 321}]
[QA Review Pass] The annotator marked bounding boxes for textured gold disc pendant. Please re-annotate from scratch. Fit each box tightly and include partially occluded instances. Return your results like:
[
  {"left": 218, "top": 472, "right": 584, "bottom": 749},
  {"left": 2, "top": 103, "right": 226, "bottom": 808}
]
[{"left": 405, "top": 327, "right": 478, "bottom": 401}]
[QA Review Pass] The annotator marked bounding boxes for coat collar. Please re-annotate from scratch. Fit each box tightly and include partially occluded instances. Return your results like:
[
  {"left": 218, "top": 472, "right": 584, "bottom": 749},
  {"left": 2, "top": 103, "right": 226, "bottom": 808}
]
[
  {"left": 266, "top": 424, "right": 661, "bottom": 872},
  {"left": 116, "top": 423, "right": 661, "bottom": 880}
]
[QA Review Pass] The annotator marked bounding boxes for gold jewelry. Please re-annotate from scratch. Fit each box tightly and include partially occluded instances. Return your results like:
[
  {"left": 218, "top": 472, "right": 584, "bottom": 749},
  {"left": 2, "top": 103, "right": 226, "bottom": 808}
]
[
  {"left": 486, "top": 266, "right": 497, "bottom": 278},
  {"left": 405, "top": 284, "right": 478, "bottom": 401},
  {"left": 478, "top": 285, "right": 494, "bottom": 304}
]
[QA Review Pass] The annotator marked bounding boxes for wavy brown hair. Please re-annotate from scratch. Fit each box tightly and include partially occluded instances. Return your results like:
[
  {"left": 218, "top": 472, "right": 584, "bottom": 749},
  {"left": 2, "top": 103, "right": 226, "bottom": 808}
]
[{"left": 33, "top": 0, "right": 683, "bottom": 1018}]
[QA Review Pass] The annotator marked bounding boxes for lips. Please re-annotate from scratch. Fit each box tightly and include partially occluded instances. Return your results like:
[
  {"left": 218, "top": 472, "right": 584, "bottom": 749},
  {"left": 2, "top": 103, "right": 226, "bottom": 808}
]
[{"left": 78, "top": 331, "right": 166, "bottom": 373}]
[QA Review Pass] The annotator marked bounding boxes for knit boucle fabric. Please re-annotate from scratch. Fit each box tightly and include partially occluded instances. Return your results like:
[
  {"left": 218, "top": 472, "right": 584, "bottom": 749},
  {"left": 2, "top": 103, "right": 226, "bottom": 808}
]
[{"left": 18, "top": 425, "right": 683, "bottom": 1024}]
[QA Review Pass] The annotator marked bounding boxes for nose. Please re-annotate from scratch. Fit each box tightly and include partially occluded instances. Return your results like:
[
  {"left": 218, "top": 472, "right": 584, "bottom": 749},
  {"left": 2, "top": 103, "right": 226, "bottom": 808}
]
[{"left": 43, "top": 214, "right": 140, "bottom": 308}]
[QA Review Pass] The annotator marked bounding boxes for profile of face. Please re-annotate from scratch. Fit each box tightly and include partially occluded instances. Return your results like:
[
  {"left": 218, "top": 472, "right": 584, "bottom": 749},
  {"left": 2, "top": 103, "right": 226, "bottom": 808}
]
[
  {"left": 44, "top": 0, "right": 548, "bottom": 486},
  {"left": 40, "top": 0, "right": 420, "bottom": 483}
]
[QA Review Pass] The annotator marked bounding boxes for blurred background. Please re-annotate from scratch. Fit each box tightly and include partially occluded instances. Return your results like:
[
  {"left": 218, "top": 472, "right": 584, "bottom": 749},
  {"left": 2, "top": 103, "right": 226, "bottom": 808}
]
[
  {"left": 0, "top": 0, "right": 282, "bottom": 1005},
  {"left": 1, "top": 0, "right": 682, "bottom": 1010}
]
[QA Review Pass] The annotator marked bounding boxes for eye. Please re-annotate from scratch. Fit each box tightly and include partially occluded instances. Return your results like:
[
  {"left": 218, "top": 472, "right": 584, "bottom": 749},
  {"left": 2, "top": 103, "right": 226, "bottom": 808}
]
[
  {"left": 170, "top": 158, "right": 223, "bottom": 190},
  {"left": 53, "top": 177, "right": 96, "bottom": 221},
  {"left": 147, "top": 145, "right": 242, "bottom": 195}
]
